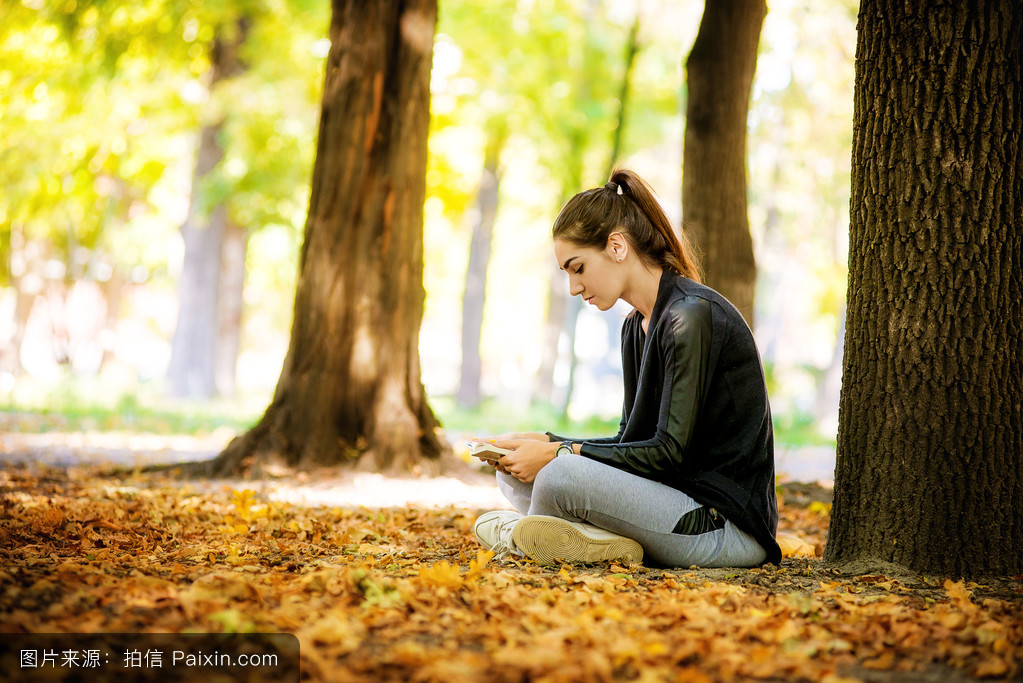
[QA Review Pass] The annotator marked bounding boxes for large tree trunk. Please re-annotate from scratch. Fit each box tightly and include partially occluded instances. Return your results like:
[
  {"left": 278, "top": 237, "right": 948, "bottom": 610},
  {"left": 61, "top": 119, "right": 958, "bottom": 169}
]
[
  {"left": 211, "top": 0, "right": 446, "bottom": 477},
  {"left": 167, "top": 19, "right": 249, "bottom": 399},
  {"left": 824, "top": 0, "right": 1023, "bottom": 576},
  {"left": 682, "top": 0, "right": 766, "bottom": 328},
  {"left": 456, "top": 125, "right": 504, "bottom": 409}
]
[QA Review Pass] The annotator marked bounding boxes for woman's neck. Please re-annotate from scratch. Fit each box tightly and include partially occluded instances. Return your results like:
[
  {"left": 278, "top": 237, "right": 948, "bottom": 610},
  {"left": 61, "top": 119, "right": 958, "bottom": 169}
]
[{"left": 623, "top": 265, "right": 664, "bottom": 321}]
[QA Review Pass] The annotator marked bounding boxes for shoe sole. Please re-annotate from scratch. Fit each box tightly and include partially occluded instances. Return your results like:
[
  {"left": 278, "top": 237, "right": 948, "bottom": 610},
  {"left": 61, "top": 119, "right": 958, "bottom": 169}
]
[{"left": 511, "top": 515, "right": 643, "bottom": 565}]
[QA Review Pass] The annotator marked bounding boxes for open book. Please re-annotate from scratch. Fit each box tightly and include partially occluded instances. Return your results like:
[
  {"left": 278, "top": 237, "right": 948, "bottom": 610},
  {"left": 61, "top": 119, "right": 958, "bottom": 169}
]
[{"left": 466, "top": 442, "right": 513, "bottom": 461}]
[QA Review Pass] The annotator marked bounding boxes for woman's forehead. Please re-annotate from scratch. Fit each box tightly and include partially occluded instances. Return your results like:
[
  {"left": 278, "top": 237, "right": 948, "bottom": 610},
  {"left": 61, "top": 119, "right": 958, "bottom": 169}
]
[{"left": 554, "top": 239, "right": 601, "bottom": 268}]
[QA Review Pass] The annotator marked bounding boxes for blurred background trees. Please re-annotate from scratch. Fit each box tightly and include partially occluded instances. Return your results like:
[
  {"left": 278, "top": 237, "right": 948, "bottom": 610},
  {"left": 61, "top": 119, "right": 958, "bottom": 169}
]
[{"left": 0, "top": 0, "right": 856, "bottom": 459}]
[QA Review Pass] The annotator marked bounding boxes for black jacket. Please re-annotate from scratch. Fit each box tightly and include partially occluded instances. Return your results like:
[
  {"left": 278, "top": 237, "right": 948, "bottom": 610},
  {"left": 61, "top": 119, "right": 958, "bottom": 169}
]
[{"left": 550, "top": 270, "right": 781, "bottom": 564}]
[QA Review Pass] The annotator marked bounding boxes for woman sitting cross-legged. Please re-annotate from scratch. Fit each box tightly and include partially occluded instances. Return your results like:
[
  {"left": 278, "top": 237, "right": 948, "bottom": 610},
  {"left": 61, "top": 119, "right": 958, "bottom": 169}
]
[{"left": 471, "top": 168, "right": 781, "bottom": 568}]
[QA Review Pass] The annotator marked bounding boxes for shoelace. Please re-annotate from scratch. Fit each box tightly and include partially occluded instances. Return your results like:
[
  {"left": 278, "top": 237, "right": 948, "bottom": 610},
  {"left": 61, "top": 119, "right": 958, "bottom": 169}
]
[
  {"left": 489, "top": 537, "right": 516, "bottom": 560},
  {"left": 489, "top": 520, "right": 520, "bottom": 560}
]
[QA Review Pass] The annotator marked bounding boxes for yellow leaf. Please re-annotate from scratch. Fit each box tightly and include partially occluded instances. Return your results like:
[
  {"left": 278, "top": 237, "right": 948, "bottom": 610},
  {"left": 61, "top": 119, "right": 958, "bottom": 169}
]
[
  {"left": 972, "top": 657, "right": 1008, "bottom": 678},
  {"left": 821, "top": 675, "right": 864, "bottom": 683},
  {"left": 862, "top": 651, "right": 895, "bottom": 670},
  {"left": 937, "top": 610, "right": 966, "bottom": 629},
  {"left": 808, "top": 501, "right": 832, "bottom": 516},
  {"left": 943, "top": 578, "right": 976, "bottom": 611},
  {"left": 777, "top": 532, "right": 815, "bottom": 558},
  {"left": 418, "top": 561, "right": 463, "bottom": 589},
  {"left": 672, "top": 667, "right": 713, "bottom": 683},
  {"left": 466, "top": 548, "right": 494, "bottom": 579},
  {"left": 357, "top": 543, "right": 392, "bottom": 555}
]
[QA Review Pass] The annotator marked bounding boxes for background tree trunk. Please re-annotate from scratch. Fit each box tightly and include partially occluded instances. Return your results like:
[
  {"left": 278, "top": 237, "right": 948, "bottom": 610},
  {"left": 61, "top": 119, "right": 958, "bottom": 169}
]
[
  {"left": 211, "top": 0, "right": 446, "bottom": 476},
  {"left": 167, "top": 193, "right": 225, "bottom": 398},
  {"left": 561, "top": 12, "right": 641, "bottom": 419},
  {"left": 456, "top": 124, "right": 504, "bottom": 409},
  {"left": 682, "top": 0, "right": 766, "bottom": 328},
  {"left": 533, "top": 260, "right": 568, "bottom": 407},
  {"left": 167, "top": 18, "right": 249, "bottom": 399},
  {"left": 824, "top": 0, "right": 1023, "bottom": 576},
  {"left": 215, "top": 220, "right": 247, "bottom": 396}
]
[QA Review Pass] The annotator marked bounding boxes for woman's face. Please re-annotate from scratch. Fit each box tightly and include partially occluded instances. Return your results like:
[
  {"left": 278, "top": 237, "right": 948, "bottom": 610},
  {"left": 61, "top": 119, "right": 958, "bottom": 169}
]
[{"left": 553, "top": 238, "right": 623, "bottom": 311}]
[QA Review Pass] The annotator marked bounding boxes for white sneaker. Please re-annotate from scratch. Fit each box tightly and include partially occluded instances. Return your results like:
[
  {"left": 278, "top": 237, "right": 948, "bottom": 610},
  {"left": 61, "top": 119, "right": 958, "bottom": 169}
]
[
  {"left": 511, "top": 515, "right": 644, "bottom": 565},
  {"left": 473, "top": 510, "right": 523, "bottom": 559}
]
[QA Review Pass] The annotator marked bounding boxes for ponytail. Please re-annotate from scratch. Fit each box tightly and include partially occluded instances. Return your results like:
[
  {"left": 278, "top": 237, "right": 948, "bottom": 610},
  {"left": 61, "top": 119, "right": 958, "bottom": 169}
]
[{"left": 552, "top": 168, "right": 702, "bottom": 282}]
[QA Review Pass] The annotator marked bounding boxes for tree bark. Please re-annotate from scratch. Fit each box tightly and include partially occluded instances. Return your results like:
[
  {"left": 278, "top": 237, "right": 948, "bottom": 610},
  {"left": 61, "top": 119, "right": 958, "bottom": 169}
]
[
  {"left": 211, "top": 0, "right": 446, "bottom": 476},
  {"left": 682, "top": 0, "right": 766, "bottom": 328},
  {"left": 825, "top": 0, "right": 1023, "bottom": 576},
  {"left": 456, "top": 124, "right": 504, "bottom": 409},
  {"left": 167, "top": 18, "right": 249, "bottom": 399}
]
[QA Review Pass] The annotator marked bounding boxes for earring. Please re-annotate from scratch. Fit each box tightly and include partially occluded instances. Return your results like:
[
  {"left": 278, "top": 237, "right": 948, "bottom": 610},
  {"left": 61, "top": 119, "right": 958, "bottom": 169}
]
[{"left": 617, "top": 257, "right": 623, "bottom": 262}]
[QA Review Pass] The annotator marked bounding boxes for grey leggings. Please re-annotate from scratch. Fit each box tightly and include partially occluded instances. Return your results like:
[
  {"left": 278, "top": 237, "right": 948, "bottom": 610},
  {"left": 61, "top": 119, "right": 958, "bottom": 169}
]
[{"left": 498, "top": 453, "right": 767, "bottom": 568}]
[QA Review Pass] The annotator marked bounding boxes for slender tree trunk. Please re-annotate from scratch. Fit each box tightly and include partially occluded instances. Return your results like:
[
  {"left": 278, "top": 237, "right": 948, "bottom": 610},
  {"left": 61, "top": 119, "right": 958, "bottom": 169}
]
[
  {"left": 825, "top": 0, "right": 1023, "bottom": 576},
  {"left": 97, "top": 268, "right": 123, "bottom": 370},
  {"left": 167, "top": 18, "right": 249, "bottom": 398},
  {"left": 5, "top": 280, "right": 35, "bottom": 376},
  {"left": 168, "top": 192, "right": 226, "bottom": 398},
  {"left": 4, "top": 229, "right": 38, "bottom": 375},
  {"left": 534, "top": 166, "right": 582, "bottom": 409},
  {"left": 561, "top": 12, "right": 642, "bottom": 419},
  {"left": 606, "top": 14, "right": 640, "bottom": 175},
  {"left": 456, "top": 124, "right": 504, "bottom": 409},
  {"left": 813, "top": 308, "right": 844, "bottom": 433},
  {"left": 216, "top": 221, "right": 247, "bottom": 396},
  {"left": 682, "top": 0, "right": 766, "bottom": 327},
  {"left": 211, "top": 0, "right": 446, "bottom": 477},
  {"left": 533, "top": 261, "right": 567, "bottom": 407}
]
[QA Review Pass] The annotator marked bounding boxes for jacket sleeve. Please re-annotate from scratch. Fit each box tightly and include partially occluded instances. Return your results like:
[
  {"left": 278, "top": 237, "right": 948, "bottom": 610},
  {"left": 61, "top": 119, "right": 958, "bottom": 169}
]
[
  {"left": 545, "top": 428, "right": 624, "bottom": 447},
  {"left": 578, "top": 297, "right": 712, "bottom": 479}
]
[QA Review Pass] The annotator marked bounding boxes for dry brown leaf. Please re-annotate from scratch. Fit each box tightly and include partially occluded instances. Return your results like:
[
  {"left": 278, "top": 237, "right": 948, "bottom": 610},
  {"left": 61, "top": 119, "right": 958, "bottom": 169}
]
[{"left": 2, "top": 464, "right": 1020, "bottom": 683}]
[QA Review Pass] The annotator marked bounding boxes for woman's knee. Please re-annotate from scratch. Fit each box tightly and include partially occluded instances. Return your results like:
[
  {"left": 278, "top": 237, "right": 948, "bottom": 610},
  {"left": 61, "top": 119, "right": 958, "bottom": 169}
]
[
  {"left": 496, "top": 471, "right": 532, "bottom": 514},
  {"left": 532, "top": 453, "right": 590, "bottom": 506}
]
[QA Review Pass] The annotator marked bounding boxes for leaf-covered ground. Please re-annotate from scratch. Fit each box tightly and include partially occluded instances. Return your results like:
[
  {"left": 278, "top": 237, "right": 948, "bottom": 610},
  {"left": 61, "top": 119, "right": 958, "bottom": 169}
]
[{"left": 1, "top": 462, "right": 1021, "bottom": 682}]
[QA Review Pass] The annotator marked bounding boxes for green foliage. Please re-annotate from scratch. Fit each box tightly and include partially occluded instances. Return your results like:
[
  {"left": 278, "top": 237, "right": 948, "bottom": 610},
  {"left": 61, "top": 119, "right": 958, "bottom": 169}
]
[
  {"left": 0, "top": 382, "right": 834, "bottom": 450},
  {"left": 430, "top": 0, "right": 681, "bottom": 216},
  {"left": 431, "top": 396, "right": 620, "bottom": 440},
  {"left": 0, "top": 377, "right": 260, "bottom": 435},
  {"left": 0, "top": 0, "right": 325, "bottom": 289},
  {"left": 772, "top": 410, "right": 837, "bottom": 448}
]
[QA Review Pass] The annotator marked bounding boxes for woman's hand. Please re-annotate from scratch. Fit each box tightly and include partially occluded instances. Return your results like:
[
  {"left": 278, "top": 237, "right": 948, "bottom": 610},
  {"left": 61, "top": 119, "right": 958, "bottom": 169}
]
[
  {"left": 490, "top": 439, "right": 558, "bottom": 483},
  {"left": 470, "top": 435, "right": 552, "bottom": 478}
]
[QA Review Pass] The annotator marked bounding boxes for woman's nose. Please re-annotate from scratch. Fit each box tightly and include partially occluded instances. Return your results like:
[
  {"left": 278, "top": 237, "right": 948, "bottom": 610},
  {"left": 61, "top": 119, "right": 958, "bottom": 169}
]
[{"left": 570, "top": 280, "right": 584, "bottom": 296}]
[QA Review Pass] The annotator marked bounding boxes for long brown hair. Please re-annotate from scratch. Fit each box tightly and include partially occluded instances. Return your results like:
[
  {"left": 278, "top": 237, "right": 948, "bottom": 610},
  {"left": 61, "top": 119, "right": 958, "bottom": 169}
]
[{"left": 551, "top": 168, "right": 702, "bottom": 282}]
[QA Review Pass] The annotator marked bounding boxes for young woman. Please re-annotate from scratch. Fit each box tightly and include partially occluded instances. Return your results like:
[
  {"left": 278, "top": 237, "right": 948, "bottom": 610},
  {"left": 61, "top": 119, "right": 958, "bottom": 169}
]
[{"left": 472, "top": 168, "right": 781, "bottom": 568}]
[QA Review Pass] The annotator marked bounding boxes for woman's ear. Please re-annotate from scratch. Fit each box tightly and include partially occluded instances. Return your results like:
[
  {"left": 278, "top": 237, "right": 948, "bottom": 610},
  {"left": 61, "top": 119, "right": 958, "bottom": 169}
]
[{"left": 607, "top": 232, "right": 628, "bottom": 262}]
